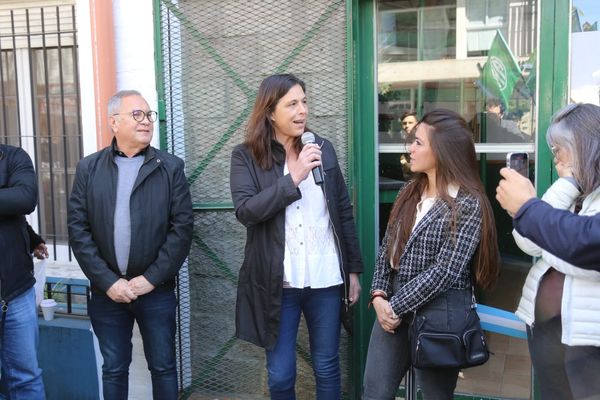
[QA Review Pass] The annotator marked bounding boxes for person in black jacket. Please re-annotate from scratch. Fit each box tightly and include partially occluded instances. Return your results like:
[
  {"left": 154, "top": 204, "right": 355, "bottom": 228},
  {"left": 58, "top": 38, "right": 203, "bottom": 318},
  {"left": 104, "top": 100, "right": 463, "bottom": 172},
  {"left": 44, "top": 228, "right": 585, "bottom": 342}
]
[
  {"left": 230, "top": 74, "right": 363, "bottom": 399},
  {"left": 0, "top": 144, "right": 46, "bottom": 399},
  {"left": 27, "top": 223, "right": 48, "bottom": 260},
  {"left": 68, "top": 90, "right": 193, "bottom": 400},
  {"left": 0, "top": 222, "right": 47, "bottom": 397}
]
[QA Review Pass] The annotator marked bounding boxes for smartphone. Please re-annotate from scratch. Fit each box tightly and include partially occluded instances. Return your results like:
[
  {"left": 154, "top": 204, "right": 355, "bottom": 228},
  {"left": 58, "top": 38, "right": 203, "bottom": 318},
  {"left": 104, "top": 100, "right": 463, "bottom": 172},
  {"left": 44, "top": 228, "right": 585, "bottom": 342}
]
[{"left": 506, "top": 152, "right": 529, "bottom": 177}]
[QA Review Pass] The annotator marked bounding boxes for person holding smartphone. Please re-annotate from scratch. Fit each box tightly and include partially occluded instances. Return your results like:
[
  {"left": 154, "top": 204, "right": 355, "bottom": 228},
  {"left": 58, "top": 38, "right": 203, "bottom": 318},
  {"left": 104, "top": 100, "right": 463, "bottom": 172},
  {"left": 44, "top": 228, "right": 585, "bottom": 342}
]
[
  {"left": 507, "top": 103, "right": 600, "bottom": 399},
  {"left": 497, "top": 168, "right": 600, "bottom": 270}
]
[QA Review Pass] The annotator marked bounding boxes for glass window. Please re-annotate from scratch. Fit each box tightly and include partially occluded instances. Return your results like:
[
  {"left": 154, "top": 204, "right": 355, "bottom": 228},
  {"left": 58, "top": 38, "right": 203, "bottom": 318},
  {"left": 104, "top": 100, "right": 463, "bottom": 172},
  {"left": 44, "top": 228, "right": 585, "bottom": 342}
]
[
  {"left": 378, "top": 2, "right": 456, "bottom": 63},
  {"left": 0, "top": 51, "right": 19, "bottom": 146},
  {"left": 571, "top": 0, "right": 600, "bottom": 104},
  {"left": 32, "top": 47, "right": 81, "bottom": 244},
  {"left": 466, "top": 0, "right": 508, "bottom": 56},
  {"left": 379, "top": 10, "right": 418, "bottom": 62},
  {"left": 0, "top": 5, "right": 82, "bottom": 260},
  {"left": 421, "top": 6, "right": 456, "bottom": 60}
]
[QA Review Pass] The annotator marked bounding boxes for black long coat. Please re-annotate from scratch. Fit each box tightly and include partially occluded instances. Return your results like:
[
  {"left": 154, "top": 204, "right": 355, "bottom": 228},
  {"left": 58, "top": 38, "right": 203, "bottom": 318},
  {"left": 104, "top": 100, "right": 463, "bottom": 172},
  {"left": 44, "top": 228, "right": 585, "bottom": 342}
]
[{"left": 230, "top": 134, "right": 363, "bottom": 349}]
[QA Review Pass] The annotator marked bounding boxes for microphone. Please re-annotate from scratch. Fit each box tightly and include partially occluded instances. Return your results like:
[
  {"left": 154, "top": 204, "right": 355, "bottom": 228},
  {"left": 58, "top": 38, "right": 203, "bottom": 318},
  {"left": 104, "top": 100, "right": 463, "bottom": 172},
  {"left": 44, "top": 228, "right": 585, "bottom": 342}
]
[{"left": 301, "top": 131, "right": 324, "bottom": 185}]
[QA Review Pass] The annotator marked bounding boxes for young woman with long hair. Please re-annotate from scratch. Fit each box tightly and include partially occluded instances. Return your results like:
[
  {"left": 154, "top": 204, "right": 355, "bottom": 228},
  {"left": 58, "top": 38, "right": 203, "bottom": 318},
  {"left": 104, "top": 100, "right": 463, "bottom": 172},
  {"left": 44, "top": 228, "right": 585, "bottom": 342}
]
[{"left": 363, "top": 109, "right": 499, "bottom": 400}]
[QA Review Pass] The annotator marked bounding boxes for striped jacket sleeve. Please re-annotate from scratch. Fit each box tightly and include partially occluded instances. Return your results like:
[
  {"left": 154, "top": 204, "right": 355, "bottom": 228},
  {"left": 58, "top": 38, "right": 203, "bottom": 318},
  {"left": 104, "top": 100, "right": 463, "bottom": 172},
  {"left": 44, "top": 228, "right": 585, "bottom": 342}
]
[{"left": 370, "top": 230, "right": 395, "bottom": 297}]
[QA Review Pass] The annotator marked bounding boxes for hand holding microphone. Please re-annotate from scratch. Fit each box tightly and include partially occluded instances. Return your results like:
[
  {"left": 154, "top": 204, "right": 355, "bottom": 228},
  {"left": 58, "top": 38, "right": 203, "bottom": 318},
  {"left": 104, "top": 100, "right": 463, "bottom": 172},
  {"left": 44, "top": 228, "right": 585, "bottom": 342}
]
[
  {"left": 300, "top": 132, "right": 324, "bottom": 185},
  {"left": 288, "top": 132, "right": 324, "bottom": 187}
]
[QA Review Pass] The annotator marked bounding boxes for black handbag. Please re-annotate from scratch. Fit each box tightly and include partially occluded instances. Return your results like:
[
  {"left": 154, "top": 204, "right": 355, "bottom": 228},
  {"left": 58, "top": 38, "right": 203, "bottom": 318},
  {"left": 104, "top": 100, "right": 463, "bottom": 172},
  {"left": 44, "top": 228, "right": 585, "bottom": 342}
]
[{"left": 409, "top": 290, "right": 489, "bottom": 369}]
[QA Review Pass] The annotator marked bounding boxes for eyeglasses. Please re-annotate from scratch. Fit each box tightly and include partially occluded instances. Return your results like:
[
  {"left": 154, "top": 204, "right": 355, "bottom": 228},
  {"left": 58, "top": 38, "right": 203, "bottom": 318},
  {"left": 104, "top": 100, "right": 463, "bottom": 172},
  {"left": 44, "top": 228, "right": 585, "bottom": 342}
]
[
  {"left": 112, "top": 109, "right": 158, "bottom": 123},
  {"left": 550, "top": 145, "right": 560, "bottom": 158}
]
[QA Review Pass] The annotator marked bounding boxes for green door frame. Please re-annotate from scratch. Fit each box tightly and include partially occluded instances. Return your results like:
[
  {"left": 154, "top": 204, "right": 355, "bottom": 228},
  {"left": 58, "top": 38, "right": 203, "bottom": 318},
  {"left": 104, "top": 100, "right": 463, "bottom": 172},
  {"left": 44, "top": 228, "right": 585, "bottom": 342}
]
[
  {"left": 349, "top": 0, "right": 377, "bottom": 398},
  {"left": 537, "top": 0, "right": 570, "bottom": 193},
  {"left": 349, "top": 0, "right": 570, "bottom": 398}
]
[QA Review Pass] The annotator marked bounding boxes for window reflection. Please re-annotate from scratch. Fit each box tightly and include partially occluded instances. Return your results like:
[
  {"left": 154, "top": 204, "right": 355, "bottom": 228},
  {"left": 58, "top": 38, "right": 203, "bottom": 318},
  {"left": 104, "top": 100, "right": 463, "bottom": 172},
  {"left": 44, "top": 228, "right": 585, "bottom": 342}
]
[
  {"left": 0, "top": 50, "right": 20, "bottom": 146},
  {"left": 378, "top": 2, "right": 456, "bottom": 63},
  {"left": 466, "top": 0, "right": 508, "bottom": 57},
  {"left": 377, "top": 0, "right": 536, "bottom": 148}
]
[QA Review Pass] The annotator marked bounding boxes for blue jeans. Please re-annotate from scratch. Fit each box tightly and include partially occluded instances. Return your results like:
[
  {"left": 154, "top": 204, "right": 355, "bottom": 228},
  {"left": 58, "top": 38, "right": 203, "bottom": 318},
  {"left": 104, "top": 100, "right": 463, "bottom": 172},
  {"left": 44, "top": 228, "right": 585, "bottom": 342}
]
[
  {"left": 0, "top": 287, "right": 45, "bottom": 399},
  {"left": 363, "top": 289, "right": 469, "bottom": 400},
  {"left": 89, "top": 287, "right": 177, "bottom": 400},
  {"left": 266, "top": 285, "right": 342, "bottom": 400}
]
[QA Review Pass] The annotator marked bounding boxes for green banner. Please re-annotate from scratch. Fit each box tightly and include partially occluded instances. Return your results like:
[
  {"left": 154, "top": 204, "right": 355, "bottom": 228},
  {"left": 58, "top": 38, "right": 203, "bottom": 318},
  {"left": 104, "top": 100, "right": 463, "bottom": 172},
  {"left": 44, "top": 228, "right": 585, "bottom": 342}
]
[{"left": 480, "top": 30, "right": 522, "bottom": 107}]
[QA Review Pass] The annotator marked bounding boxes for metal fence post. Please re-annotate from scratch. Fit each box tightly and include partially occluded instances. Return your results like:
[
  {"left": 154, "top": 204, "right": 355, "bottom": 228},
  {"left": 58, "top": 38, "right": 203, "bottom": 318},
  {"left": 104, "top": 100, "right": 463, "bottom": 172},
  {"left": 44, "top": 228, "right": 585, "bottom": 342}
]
[{"left": 405, "top": 366, "right": 417, "bottom": 400}]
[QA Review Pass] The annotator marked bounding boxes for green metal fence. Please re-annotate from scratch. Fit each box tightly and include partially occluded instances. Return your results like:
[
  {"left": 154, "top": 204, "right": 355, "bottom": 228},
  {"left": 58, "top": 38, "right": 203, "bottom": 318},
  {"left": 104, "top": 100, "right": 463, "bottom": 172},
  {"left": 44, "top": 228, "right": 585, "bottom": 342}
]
[{"left": 156, "top": 1, "right": 353, "bottom": 398}]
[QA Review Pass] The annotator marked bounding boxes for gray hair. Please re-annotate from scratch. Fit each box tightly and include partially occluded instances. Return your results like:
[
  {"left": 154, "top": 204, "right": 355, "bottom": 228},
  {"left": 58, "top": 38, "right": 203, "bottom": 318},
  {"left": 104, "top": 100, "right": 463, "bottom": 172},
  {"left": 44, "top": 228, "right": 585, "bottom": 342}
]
[
  {"left": 547, "top": 103, "right": 600, "bottom": 195},
  {"left": 107, "top": 90, "right": 143, "bottom": 115}
]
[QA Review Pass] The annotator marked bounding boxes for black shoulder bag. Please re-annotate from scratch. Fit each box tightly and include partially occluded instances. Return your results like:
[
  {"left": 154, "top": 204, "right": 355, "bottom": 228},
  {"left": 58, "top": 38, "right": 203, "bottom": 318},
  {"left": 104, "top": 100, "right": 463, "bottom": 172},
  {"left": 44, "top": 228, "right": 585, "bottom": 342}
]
[{"left": 409, "top": 288, "right": 490, "bottom": 369}]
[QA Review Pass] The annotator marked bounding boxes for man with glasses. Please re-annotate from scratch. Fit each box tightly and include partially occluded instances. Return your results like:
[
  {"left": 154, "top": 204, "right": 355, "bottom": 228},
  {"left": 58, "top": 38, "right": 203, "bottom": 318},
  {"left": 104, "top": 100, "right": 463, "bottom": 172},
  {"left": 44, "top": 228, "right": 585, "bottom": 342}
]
[{"left": 68, "top": 90, "right": 193, "bottom": 400}]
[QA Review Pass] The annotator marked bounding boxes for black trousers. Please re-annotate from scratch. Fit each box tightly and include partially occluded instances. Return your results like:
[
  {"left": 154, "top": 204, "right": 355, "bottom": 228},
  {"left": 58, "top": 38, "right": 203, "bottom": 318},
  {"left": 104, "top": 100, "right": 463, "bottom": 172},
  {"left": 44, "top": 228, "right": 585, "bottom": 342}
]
[{"left": 528, "top": 316, "right": 600, "bottom": 400}]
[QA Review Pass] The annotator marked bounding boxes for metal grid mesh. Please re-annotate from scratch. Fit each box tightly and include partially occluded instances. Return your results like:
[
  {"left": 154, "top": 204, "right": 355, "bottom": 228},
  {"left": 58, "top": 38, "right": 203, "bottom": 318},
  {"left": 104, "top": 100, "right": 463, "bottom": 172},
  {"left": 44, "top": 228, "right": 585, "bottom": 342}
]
[{"left": 159, "top": 0, "right": 351, "bottom": 398}]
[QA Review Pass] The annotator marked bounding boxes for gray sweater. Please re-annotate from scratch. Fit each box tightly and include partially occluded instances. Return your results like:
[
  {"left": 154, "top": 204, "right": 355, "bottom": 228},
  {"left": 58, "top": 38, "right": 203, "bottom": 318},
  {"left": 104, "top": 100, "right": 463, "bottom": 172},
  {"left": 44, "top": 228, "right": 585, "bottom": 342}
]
[{"left": 114, "top": 155, "right": 144, "bottom": 274}]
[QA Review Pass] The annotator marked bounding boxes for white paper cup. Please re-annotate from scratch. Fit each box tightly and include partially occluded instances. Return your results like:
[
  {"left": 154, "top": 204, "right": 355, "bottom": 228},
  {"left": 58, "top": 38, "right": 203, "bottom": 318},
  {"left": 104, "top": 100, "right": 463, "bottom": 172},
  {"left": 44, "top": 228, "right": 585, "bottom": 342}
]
[{"left": 40, "top": 299, "right": 57, "bottom": 321}]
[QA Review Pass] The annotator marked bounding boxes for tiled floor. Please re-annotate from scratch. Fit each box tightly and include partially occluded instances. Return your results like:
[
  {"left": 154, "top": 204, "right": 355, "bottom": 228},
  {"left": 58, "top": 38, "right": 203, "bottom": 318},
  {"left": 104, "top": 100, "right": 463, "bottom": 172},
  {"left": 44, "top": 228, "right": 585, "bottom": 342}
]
[
  {"left": 453, "top": 257, "right": 533, "bottom": 399},
  {"left": 456, "top": 333, "right": 531, "bottom": 399}
]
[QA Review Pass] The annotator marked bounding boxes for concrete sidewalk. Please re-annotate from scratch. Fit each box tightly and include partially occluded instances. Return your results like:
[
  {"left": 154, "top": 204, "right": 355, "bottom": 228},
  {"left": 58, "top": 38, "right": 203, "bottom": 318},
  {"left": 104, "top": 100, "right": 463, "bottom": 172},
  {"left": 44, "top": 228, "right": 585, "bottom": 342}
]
[{"left": 129, "top": 323, "right": 152, "bottom": 400}]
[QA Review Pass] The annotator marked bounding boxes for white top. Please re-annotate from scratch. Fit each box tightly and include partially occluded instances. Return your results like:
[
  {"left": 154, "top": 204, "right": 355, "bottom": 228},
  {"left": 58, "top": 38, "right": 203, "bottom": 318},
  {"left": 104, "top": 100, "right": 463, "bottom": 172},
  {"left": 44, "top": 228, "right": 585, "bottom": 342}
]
[
  {"left": 413, "top": 183, "right": 460, "bottom": 231},
  {"left": 282, "top": 162, "right": 342, "bottom": 289}
]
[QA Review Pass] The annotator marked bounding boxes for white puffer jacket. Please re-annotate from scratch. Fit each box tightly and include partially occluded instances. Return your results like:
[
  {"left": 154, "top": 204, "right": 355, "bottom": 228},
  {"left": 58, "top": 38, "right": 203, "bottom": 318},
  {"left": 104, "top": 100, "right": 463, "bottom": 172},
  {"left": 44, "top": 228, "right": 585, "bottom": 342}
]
[{"left": 514, "top": 178, "right": 600, "bottom": 346}]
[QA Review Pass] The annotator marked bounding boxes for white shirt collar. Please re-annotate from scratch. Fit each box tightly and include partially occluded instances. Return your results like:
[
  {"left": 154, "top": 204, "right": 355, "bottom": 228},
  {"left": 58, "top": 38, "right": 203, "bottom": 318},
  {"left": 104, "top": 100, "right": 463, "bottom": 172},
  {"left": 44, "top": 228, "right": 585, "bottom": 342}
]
[
  {"left": 420, "top": 183, "right": 460, "bottom": 201},
  {"left": 448, "top": 183, "right": 460, "bottom": 198}
]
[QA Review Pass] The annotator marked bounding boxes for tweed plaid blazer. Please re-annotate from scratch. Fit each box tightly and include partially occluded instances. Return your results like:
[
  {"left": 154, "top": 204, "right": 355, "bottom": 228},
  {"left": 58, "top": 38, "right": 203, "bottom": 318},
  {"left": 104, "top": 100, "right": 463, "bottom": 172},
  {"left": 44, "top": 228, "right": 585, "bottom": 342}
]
[{"left": 371, "top": 188, "right": 482, "bottom": 316}]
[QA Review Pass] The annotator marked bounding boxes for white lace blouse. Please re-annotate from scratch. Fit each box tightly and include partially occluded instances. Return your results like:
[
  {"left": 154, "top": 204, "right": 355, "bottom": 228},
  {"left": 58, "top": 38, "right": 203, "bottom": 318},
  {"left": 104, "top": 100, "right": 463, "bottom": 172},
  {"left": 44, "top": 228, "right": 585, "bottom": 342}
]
[{"left": 282, "top": 162, "right": 342, "bottom": 289}]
